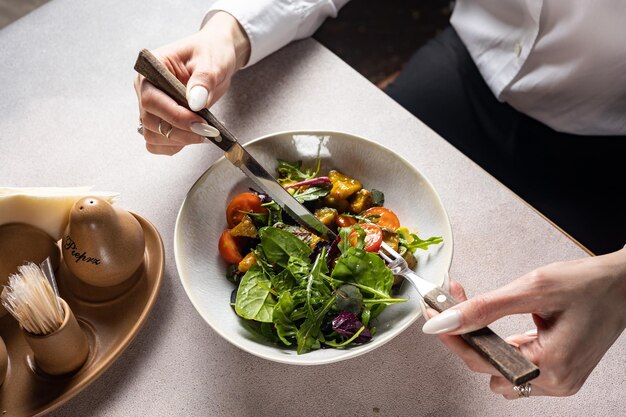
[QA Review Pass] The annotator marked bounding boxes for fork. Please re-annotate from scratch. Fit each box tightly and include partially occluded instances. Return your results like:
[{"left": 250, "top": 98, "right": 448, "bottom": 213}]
[{"left": 378, "top": 241, "right": 539, "bottom": 386}]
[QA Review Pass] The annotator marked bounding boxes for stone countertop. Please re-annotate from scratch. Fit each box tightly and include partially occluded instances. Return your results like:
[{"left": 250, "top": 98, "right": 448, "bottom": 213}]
[{"left": 0, "top": 0, "right": 623, "bottom": 416}]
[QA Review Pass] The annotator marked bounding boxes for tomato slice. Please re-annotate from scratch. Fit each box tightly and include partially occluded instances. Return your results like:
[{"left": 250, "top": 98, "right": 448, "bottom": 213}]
[
  {"left": 218, "top": 229, "right": 244, "bottom": 264},
  {"left": 363, "top": 207, "right": 400, "bottom": 231},
  {"left": 226, "top": 192, "right": 268, "bottom": 228},
  {"left": 349, "top": 223, "right": 383, "bottom": 252}
]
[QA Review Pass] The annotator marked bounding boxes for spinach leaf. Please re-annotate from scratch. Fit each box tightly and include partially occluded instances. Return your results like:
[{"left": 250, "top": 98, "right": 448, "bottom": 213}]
[
  {"left": 258, "top": 226, "right": 312, "bottom": 269},
  {"left": 273, "top": 291, "right": 298, "bottom": 345},
  {"left": 270, "top": 269, "right": 295, "bottom": 293},
  {"left": 287, "top": 256, "right": 311, "bottom": 284},
  {"left": 331, "top": 247, "right": 394, "bottom": 297},
  {"left": 235, "top": 266, "right": 276, "bottom": 323}
]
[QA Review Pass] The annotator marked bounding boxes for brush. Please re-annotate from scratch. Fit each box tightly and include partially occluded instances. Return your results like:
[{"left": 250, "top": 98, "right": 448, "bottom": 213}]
[{"left": 1, "top": 261, "right": 64, "bottom": 335}]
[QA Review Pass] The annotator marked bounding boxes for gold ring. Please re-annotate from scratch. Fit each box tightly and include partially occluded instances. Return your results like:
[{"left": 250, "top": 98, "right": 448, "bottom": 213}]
[{"left": 158, "top": 120, "right": 174, "bottom": 139}]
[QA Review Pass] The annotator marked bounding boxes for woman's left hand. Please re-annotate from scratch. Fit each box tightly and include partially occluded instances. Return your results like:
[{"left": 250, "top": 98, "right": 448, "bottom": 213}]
[{"left": 422, "top": 249, "right": 626, "bottom": 399}]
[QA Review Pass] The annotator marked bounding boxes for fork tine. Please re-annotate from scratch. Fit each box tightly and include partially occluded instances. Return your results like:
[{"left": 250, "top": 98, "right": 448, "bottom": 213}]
[
  {"left": 378, "top": 250, "right": 393, "bottom": 264},
  {"left": 380, "top": 241, "right": 398, "bottom": 258}
]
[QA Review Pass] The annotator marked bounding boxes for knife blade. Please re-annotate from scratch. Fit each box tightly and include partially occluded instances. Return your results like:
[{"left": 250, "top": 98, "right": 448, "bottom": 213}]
[{"left": 134, "top": 49, "right": 337, "bottom": 241}]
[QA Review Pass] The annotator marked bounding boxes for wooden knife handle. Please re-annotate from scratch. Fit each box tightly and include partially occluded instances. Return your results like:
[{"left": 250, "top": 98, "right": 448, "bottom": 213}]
[
  {"left": 423, "top": 286, "right": 540, "bottom": 386},
  {"left": 134, "top": 48, "right": 237, "bottom": 152}
]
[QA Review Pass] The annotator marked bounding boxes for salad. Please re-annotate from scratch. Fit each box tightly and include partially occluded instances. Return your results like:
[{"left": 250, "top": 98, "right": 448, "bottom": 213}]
[{"left": 218, "top": 159, "right": 442, "bottom": 354}]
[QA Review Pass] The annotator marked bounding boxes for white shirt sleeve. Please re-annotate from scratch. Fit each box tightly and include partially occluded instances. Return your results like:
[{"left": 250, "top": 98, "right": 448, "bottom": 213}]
[{"left": 203, "top": 0, "right": 350, "bottom": 67}]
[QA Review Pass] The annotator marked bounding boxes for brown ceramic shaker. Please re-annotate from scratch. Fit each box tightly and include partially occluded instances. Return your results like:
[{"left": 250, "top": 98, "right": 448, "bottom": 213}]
[
  {"left": 62, "top": 197, "right": 145, "bottom": 287},
  {"left": 22, "top": 298, "right": 89, "bottom": 375}
]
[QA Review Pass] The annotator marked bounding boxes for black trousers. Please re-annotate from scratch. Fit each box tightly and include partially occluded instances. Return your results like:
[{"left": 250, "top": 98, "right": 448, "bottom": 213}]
[{"left": 385, "top": 27, "right": 626, "bottom": 255}]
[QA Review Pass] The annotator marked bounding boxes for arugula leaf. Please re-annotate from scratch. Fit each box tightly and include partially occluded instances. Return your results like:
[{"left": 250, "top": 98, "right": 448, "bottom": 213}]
[
  {"left": 258, "top": 226, "right": 312, "bottom": 269},
  {"left": 276, "top": 159, "right": 320, "bottom": 184},
  {"left": 397, "top": 227, "right": 443, "bottom": 252},
  {"left": 296, "top": 249, "right": 334, "bottom": 354},
  {"left": 235, "top": 266, "right": 276, "bottom": 322},
  {"left": 296, "top": 296, "right": 334, "bottom": 354},
  {"left": 337, "top": 227, "right": 353, "bottom": 254},
  {"left": 293, "top": 185, "right": 330, "bottom": 203}
]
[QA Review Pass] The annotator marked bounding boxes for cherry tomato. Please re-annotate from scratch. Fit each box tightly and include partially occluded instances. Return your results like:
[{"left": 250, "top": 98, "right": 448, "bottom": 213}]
[
  {"left": 226, "top": 192, "right": 268, "bottom": 227},
  {"left": 335, "top": 214, "right": 357, "bottom": 228},
  {"left": 363, "top": 207, "right": 400, "bottom": 231},
  {"left": 218, "top": 229, "right": 244, "bottom": 264},
  {"left": 349, "top": 223, "right": 383, "bottom": 252}
]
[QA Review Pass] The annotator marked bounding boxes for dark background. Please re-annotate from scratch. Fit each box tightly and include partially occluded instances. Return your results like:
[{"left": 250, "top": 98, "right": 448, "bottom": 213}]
[{"left": 314, "top": 0, "right": 452, "bottom": 88}]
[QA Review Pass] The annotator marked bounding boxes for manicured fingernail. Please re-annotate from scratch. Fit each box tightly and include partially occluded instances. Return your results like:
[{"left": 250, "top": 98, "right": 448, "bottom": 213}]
[
  {"left": 524, "top": 328, "right": 538, "bottom": 336},
  {"left": 422, "top": 309, "right": 461, "bottom": 334},
  {"left": 188, "top": 85, "right": 209, "bottom": 111},
  {"left": 190, "top": 122, "right": 220, "bottom": 137}
]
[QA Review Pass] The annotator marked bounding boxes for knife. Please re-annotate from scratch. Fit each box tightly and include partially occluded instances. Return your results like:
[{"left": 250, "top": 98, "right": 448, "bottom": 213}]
[
  {"left": 134, "top": 49, "right": 539, "bottom": 386},
  {"left": 134, "top": 49, "right": 336, "bottom": 241}
]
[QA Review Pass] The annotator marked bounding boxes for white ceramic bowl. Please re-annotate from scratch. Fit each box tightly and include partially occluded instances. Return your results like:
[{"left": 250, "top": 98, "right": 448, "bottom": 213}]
[{"left": 175, "top": 131, "right": 453, "bottom": 365}]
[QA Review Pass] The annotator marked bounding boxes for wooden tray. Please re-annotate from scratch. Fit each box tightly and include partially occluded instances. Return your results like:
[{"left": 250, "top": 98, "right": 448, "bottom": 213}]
[{"left": 0, "top": 214, "right": 164, "bottom": 416}]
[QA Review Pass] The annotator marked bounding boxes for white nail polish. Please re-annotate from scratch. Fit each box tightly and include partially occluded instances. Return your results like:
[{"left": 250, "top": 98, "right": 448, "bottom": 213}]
[
  {"left": 188, "top": 86, "right": 209, "bottom": 111},
  {"left": 422, "top": 309, "right": 461, "bottom": 334},
  {"left": 190, "top": 122, "right": 220, "bottom": 137},
  {"left": 524, "top": 328, "right": 538, "bottom": 336}
]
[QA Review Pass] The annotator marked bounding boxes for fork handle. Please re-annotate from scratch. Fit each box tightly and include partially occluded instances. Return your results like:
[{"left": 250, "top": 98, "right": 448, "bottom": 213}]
[{"left": 423, "top": 287, "right": 540, "bottom": 386}]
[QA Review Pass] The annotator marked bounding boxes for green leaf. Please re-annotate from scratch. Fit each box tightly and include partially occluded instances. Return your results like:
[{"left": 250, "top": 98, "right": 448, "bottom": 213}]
[
  {"left": 331, "top": 247, "right": 394, "bottom": 297},
  {"left": 296, "top": 249, "right": 334, "bottom": 354},
  {"left": 397, "top": 227, "right": 443, "bottom": 252},
  {"left": 293, "top": 185, "right": 330, "bottom": 203},
  {"left": 235, "top": 266, "right": 276, "bottom": 323},
  {"left": 287, "top": 256, "right": 311, "bottom": 284},
  {"left": 296, "top": 296, "right": 334, "bottom": 354},
  {"left": 270, "top": 269, "right": 296, "bottom": 293},
  {"left": 273, "top": 291, "right": 298, "bottom": 345},
  {"left": 276, "top": 159, "right": 319, "bottom": 184},
  {"left": 337, "top": 227, "right": 353, "bottom": 254},
  {"left": 259, "top": 226, "right": 312, "bottom": 269}
]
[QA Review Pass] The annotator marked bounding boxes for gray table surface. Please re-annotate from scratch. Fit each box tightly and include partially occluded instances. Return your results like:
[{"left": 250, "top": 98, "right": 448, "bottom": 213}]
[{"left": 1, "top": 0, "right": 624, "bottom": 416}]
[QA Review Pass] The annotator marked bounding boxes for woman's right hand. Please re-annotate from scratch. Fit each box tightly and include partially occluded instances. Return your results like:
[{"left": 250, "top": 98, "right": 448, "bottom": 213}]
[{"left": 134, "top": 11, "right": 250, "bottom": 155}]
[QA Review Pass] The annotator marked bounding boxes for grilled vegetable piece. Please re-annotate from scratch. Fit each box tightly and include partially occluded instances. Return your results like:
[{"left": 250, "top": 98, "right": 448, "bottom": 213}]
[
  {"left": 349, "top": 189, "right": 374, "bottom": 214},
  {"left": 238, "top": 251, "right": 258, "bottom": 273},
  {"left": 328, "top": 170, "right": 362, "bottom": 200},
  {"left": 230, "top": 215, "right": 258, "bottom": 238},
  {"left": 314, "top": 207, "right": 338, "bottom": 226}
]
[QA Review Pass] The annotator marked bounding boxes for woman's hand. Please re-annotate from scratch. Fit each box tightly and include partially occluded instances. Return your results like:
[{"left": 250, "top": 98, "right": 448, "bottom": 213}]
[
  {"left": 423, "top": 248, "right": 626, "bottom": 399},
  {"left": 134, "top": 11, "right": 250, "bottom": 155}
]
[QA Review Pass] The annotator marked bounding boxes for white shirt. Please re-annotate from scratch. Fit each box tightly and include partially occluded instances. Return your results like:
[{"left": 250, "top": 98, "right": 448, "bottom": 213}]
[{"left": 205, "top": 0, "right": 626, "bottom": 136}]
